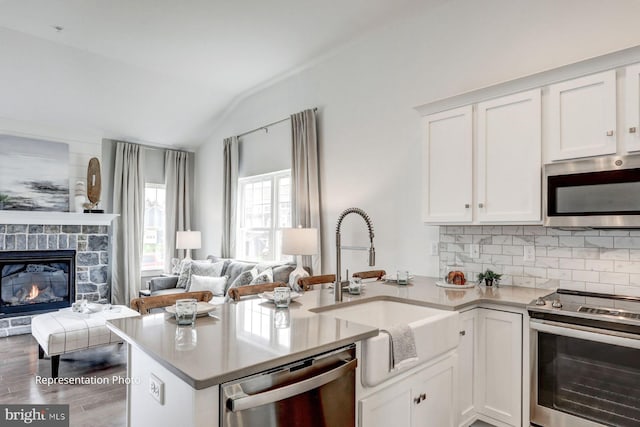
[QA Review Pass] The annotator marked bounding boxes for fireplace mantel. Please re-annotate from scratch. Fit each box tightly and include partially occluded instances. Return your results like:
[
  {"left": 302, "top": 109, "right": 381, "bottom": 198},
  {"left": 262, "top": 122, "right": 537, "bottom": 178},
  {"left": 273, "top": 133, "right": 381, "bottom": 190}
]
[{"left": 0, "top": 212, "right": 118, "bottom": 225}]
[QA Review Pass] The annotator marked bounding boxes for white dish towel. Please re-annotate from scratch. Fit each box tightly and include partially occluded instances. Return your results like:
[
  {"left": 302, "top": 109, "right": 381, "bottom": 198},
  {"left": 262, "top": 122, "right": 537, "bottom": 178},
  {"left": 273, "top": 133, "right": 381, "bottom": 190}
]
[{"left": 381, "top": 324, "right": 418, "bottom": 371}]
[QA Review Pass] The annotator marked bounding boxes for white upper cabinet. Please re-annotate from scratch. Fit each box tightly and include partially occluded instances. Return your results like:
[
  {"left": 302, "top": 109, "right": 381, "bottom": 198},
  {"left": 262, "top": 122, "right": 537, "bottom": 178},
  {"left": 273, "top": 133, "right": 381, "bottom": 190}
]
[
  {"left": 476, "top": 89, "right": 541, "bottom": 222},
  {"left": 548, "top": 70, "right": 617, "bottom": 161},
  {"left": 421, "top": 106, "right": 473, "bottom": 223},
  {"left": 625, "top": 63, "right": 640, "bottom": 152}
]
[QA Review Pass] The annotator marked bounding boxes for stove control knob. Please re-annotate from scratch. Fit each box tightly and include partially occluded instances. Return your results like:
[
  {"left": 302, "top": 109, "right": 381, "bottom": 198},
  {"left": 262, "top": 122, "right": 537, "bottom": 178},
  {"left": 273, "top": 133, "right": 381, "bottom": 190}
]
[
  {"left": 552, "top": 300, "right": 563, "bottom": 309},
  {"left": 535, "top": 298, "right": 546, "bottom": 306}
]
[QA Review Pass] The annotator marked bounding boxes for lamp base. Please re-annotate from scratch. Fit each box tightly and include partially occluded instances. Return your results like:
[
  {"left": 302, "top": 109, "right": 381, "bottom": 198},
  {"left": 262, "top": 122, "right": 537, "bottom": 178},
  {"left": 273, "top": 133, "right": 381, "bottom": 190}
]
[{"left": 289, "top": 257, "right": 309, "bottom": 290}]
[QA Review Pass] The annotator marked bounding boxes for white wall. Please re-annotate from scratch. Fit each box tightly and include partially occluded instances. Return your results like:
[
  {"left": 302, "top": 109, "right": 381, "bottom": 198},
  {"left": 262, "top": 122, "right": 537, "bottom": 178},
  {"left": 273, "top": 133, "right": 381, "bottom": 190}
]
[
  {"left": 195, "top": 0, "right": 640, "bottom": 275},
  {"left": 0, "top": 116, "right": 103, "bottom": 210}
]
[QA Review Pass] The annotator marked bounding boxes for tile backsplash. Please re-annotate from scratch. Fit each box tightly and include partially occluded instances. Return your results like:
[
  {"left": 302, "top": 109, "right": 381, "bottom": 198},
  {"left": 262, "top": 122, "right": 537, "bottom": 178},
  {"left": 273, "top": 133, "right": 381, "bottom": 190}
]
[{"left": 438, "top": 225, "right": 640, "bottom": 295}]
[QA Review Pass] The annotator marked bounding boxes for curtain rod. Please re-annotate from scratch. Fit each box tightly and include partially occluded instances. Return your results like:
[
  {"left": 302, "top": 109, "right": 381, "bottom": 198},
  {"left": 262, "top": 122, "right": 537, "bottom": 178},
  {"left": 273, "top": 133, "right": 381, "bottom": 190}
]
[{"left": 237, "top": 107, "right": 318, "bottom": 139}]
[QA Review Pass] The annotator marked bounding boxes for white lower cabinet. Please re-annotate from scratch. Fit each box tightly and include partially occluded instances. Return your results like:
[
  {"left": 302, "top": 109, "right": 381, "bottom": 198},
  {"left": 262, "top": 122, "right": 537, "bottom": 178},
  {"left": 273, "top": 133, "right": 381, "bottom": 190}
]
[
  {"left": 359, "top": 354, "right": 457, "bottom": 427},
  {"left": 457, "top": 308, "right": 523, "bottom": 427}
]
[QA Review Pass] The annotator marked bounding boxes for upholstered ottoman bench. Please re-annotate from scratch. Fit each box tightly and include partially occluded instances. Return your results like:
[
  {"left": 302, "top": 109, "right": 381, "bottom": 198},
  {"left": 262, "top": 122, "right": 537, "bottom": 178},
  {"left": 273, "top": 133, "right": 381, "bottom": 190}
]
[{"left": 31, "top": 305, "right": 139, "bottom": 378}]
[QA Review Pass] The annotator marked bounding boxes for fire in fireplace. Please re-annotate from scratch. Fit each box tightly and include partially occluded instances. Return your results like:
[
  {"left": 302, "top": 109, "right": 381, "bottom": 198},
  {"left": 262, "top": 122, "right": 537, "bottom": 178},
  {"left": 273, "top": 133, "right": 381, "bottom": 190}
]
[{"left": 0, "top": 250, "right": 76, "bottom": 317}]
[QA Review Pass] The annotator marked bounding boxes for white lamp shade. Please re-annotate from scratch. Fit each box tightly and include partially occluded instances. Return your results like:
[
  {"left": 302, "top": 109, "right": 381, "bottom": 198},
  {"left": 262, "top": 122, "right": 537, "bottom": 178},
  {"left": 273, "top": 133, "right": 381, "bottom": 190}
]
[
  {"left": 282, "top": 228, "right": 318, "bottom": 255},
  {"left": 176, "top": 231, "right": 202, "bottom": 250}
]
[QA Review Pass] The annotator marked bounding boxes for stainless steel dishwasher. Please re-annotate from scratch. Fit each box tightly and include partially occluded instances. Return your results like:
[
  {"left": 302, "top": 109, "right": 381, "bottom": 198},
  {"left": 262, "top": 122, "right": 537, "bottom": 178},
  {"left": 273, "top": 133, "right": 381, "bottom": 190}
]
[{"left": 221, "top": 344, "right": 356, "bottom": 427}]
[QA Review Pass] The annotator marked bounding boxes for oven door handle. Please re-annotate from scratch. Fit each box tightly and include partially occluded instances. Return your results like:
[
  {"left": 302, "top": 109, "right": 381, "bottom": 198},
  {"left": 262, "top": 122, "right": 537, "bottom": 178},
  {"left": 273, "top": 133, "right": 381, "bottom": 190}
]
[
  {"left": 227, "top": 358, "right": 357, "bottom": 412},
  {"left": 530, "top": 319, "right": 640, "bottom": 350}
]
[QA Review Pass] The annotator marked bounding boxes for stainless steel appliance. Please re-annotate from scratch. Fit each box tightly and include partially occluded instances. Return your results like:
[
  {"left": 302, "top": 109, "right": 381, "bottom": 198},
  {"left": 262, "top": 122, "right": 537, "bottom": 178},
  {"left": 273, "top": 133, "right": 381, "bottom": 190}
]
[
  {"left": 528, "top": 289, "right": 640, "bottom": 426},
  {"left": 221, "top": 344, "right": 356, "bottom": 427},
  {"left": 543, "top": 155, "right": 640, "bottom": 228}
]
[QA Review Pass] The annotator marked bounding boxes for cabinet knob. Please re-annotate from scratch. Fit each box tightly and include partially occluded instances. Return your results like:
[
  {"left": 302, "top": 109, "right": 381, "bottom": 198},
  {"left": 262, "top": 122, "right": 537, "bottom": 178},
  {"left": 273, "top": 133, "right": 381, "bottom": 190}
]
[
  {"left": 464, "top": 204, "right": 470, "bottom": 209},
  {"left": 478, "top": 203, "right": 484, "bottom": 208},
  {"left": 606, "top": 130, "right": 614, "bottom": 136},
  {"left": 630, "top": 127, "right": 637, "bottom": 134},
  {"left": 413, "top": 393, "right": 427, "bottom": 404},
  {"left": 459, "top": 330, "right": 466, "bottom": 336}
]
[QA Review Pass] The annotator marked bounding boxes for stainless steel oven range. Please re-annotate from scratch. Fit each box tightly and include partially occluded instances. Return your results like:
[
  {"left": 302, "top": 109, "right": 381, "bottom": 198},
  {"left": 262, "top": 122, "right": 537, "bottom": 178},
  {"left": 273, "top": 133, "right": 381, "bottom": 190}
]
[{"left": 528, "top": 289, "right": 640, "bottom": 427}]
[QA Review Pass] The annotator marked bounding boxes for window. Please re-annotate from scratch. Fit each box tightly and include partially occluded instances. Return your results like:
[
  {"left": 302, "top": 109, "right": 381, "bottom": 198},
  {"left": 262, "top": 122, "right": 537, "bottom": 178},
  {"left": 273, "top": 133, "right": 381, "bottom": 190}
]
[
  {"left": 236, "top": 170, "right": 292, "bottom": 262},
  {"left": 142, "top": 184, "right": 166, "bottom": 271}
]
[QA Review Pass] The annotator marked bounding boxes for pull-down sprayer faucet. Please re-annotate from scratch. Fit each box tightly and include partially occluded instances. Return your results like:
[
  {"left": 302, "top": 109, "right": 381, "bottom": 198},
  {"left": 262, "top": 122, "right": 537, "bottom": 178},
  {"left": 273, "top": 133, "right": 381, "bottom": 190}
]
[{"left": 335, "top": 208, "right": 375, "bottom": 302}]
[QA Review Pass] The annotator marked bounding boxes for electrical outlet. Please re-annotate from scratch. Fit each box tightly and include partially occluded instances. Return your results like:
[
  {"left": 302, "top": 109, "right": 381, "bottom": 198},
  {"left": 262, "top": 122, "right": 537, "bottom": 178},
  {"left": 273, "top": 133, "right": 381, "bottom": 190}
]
[
  {"left": 470, "top": 244, "right": 480, "bottom": 259},
  {"left": 430, "top": 242, "right": 439, "bottom": 256},
  {"left": 149, "top": 374, "right": 164, "bottom": 405},
  {"left": 524, "top": 246, "right": 536, "bottom": 262}
]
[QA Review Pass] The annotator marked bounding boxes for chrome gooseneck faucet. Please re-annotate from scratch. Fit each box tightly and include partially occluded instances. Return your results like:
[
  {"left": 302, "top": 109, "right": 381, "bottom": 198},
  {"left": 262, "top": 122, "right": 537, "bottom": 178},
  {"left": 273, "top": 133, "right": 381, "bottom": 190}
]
[{"left": 335, "top": 208, "right": 375, "bottom": 302}]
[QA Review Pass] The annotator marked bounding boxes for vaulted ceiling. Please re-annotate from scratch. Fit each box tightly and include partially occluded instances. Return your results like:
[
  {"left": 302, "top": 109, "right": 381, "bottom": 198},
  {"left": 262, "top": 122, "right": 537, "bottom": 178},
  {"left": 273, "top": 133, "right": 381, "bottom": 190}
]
[{"left": 0, "top": 0, "right": 431, "bottom": 148}]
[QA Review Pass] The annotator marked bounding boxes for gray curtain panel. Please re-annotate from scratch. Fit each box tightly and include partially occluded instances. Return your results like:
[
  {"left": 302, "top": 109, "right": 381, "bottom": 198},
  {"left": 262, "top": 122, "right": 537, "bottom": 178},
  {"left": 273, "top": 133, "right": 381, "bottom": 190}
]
[
  {"left": 112, "top": 142, "right": 145, "bottom": 305},
  {"left": 165, "top": 150, "right": 192, "bottom": 270},
  {"left": 291, "top": 109, "right": 322, "bottom": 274},
  {"left": 222, "top": 136, "right": 239, "bottom": 258}
]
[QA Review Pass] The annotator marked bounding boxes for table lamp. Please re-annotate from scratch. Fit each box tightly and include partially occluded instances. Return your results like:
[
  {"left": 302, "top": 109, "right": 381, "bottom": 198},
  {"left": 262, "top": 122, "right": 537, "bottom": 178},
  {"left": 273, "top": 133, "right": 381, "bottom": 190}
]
[
  {"left": 176, "top": 230, "right": 201, "bottom": 260},
  {"left": 282, "top": 227, "right": 317, "bottom": 288}
]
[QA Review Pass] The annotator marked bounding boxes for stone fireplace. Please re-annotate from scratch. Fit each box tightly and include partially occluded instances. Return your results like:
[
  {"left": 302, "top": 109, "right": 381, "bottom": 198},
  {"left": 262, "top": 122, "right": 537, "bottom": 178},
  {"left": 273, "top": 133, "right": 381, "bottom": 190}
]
[{"left": 0, "top": 223, "right": 111, "bottom": 336}]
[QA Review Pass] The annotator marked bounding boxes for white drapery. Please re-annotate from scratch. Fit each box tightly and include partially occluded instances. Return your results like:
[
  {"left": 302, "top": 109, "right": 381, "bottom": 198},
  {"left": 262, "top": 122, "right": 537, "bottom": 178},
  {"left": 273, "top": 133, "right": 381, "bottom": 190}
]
[
  {"left": 112, "top": 142, "right": 145, "bottom": 305},
  {"left": 165, "top": 150, "right": 192, "bottom": 269},
  {"left": 291, "top": 109, "right": 321, "bottom": 274},
  {"left": 221, "top": 136, "right": 239, "bottom": 258}
]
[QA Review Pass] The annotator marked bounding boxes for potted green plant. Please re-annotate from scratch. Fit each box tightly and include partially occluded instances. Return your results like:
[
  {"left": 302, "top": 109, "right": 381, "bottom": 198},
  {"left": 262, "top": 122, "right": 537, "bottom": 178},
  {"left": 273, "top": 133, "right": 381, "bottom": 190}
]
[{"left": 477, "top": 269, "right": 502, "bottom": 287}]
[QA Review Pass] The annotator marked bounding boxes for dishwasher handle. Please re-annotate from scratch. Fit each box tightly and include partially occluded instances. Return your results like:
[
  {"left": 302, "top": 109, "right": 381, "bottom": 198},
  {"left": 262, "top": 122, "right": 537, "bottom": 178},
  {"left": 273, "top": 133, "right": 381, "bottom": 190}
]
[{"left": 227, "top": 358, "right": 357, "bottom": 412}]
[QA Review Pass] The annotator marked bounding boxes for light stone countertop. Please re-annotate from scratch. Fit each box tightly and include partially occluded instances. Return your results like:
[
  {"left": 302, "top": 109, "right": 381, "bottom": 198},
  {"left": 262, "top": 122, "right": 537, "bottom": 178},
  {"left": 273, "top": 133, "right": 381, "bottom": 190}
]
[{"left": 107, "top": 276, "right": 554, "bottom": 389}]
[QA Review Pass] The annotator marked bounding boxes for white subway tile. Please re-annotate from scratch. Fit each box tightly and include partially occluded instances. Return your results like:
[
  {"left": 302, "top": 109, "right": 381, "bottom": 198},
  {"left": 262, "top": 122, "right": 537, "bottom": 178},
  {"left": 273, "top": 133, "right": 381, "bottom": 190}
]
[
  {"left": 600, "top": 248, "right": 630, "bottom": 261},
  {"left": 503, "top": 266, "right": 524, "bottom": 276},
  {"left": 512, "top": 235, "right": 535, "bottom": 245},
  {"left": 559, "top": 236, "right": 584, "bottom": 248},
  {"left": 447, "top": 243, "right": 465, "bottom": 253},
  {"left": 546, "top": 247, "right": 573, "bottom": 258},
  {"left": 614, "top": 237, "right": 640, "bottom": 249},
  {"left": 439, "top": 243, "right": 449, "bottom": 252},
  {"left": 572, "top": 270, "right": 599, "bottom": 282},
  {"left": 584, "top": 259, "right": 614, "bottom": 272},
  {"left": 535, "top": 236, "right": 558, "bottom": 247},
  {"left": 503, "top": 245, "right": 524, "bottom": 256},
  {"left": 535, "top": 247, "right": 547, "bottom": 257},
  {"left": 630, "top": 230, "right": 640, "bottom": 237},
  {"left": 439, "top": 226, "right": 446, "bottom": 235},
  {"left": 482, "top": 263, "right": 498, "bottom": 273},
  {"left": 584, "top": 236, "right": 614, "bottom": 249},
  {"left": 499, "top": 276, "right": 513, "bottom": 285},
  {"left": 482, "top": 226, "right": 502, "bottom": 235},
  {"left": 629, "top": 274, "right": 640, "bottom": 286},
  {"left": 559, "top": 280, "right": 586, "bottom": 291},
  {"left": 446, "top": 226, "right": 464, "bottom": 234},
  {"left": 524, "top": 267, "right": 547, "bottom": 278},
  {"left": 614, "top": 261, "right": 640, "bottom": 274},
  {"left": 571, "top": 229, "right": 601, "bottom": 236},
  {"left": 523, "top": 226, "right": 547, "bottom": 236},
  {"left": 614, "top": 285, "right": 640, "bottom": 297},
  {"left": 455, "top": 235, "right": 472, "bottom": 244},
  {"left": 586, "top": 283, "right": 615, "bottom": 294},
  {"left": 547, "top": 269, "right": 572, "bottom": 280},
  {"left": 492, "top": 236, "right": 512, "bottom": 245},
  {"left": 440, "top": 234, "right": 455, "bottom": 243},
  {"left": 547, "top": 228, "right": 572, "bottom": 236},
  {"left": 559, "top": 258, "right": 585, "bottom": 270},
  {"left": 572, "top": 248, "right": 600, "bottom": 259},
  {"left": 600, "top": 230, "right": 630, "bottom": 237},
  {"left": 473, "top": 235, "right": 492, "bottom": 244},
  {"left": 535, "top": 257, "right": 559, "bottom": 268},
  {"left": 481, "top": 244, "right": 502, "bottom": 255},
  {"left": 599, "top": 272, "right": 629, "bottom": 285},
  {"left": 463, "top": 226, "right": 484, "bottom": 235},
  {"left": 478, "top": 254, "right": 493, "bottom": 263},
  {"left": 630, "top": 250, "right": 640, "bottom": 261},
  {"left": 492, "top": 255, "right": 513, "bottom": 265},
  {"left": 501, "top": 226, "right": 524, "bottom": 235}
]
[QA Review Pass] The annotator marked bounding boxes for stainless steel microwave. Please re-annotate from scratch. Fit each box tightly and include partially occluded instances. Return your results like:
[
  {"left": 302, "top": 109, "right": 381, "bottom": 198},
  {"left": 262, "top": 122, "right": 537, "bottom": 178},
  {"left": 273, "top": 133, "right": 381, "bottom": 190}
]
[{"left": 544, "top": 155, "right": 640, "bottom": 228}]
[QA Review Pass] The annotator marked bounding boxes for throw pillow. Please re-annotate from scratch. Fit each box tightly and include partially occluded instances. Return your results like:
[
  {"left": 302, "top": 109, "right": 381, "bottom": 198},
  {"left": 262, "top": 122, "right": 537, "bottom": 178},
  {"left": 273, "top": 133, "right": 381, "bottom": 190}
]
[
  {"left": 189, "top": 274, "right": 228, "bottom": 297},
  {"left": 175, "top": 259, "right": 193, "bottom": 289},
  {"left": 224, "top": 269, "right": 257, "bottom": 297},
  {"left": 250, "top": 267, "right": 274, "bottom": 285},
  {"left": 190, "top": 260, "right": 226, "bottom": 278}
]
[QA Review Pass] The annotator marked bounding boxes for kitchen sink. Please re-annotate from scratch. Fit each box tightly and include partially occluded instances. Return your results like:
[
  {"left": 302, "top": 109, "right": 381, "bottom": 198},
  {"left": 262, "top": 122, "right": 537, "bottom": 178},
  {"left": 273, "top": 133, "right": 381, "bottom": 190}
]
[{"left": 312, "top": 299, "right": 459, "bottom": 387}]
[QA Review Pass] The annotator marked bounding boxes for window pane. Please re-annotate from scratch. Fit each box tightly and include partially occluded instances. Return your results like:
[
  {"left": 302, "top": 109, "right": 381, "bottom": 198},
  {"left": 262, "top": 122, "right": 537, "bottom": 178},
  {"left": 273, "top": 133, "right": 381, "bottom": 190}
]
[
  {"left": 278, "top": 176, "right": 291, "bottom": 228},
  {"left": 142, "top": 185, "right": 166, "bottom": 271},
  {"left": 238, "top": 229, "right": 272, "bottom": 261}
]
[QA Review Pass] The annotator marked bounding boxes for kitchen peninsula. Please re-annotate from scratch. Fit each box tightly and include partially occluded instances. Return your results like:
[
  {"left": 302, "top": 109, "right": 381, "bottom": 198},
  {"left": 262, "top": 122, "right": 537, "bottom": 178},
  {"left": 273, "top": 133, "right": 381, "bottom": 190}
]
[{"left": 108, "top": 278, "right": 552, "bottom": 427}]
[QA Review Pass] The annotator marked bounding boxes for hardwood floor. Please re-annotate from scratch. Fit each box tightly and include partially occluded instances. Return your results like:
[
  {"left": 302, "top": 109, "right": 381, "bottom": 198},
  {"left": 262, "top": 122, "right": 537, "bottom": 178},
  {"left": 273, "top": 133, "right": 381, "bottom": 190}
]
[{"left": 0, "top": 333, "right": 127, "bottom": 427}]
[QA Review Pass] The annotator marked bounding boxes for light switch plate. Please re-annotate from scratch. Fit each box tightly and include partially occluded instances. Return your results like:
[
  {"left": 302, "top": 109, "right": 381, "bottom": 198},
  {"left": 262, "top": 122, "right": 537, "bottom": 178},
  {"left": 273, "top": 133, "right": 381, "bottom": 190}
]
[
  {"left": 149, "top": 374, "right": 164, "bottom": 405},
  {"left": 430, "top": 242, "right": 439, "bottom": 256},
  {"left": 470, "top": 244, "right": 480, "bottom": 259}
]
